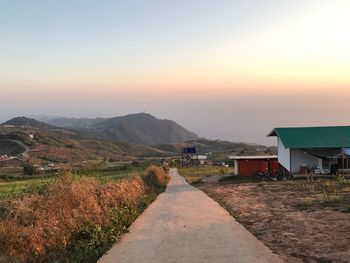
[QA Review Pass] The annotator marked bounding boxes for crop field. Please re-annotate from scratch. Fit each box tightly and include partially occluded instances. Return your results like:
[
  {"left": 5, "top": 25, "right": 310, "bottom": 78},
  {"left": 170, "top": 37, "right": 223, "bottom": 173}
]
[
  {"left": 0, "top": 160, "right": 162, "bottom": 199},
  {"left": 0, "top": 178, "right": 53, "bottom": 199}
]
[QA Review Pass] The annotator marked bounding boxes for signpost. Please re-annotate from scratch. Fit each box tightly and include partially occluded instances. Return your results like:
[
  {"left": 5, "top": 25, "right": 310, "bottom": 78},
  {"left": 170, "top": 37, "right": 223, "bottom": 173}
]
[{"left": 181, "top": 147, "right": 199, "bottom": 166}]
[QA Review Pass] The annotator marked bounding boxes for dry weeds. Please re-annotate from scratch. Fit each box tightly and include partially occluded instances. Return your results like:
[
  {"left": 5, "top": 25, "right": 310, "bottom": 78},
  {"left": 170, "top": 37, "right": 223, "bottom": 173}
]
[{"left": 0, "top": 166, "right": 169, "bottom": 262}]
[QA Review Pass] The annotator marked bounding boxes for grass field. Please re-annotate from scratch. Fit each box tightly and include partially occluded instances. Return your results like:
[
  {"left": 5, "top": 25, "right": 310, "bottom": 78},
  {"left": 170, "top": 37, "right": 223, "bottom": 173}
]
[
  {"left": 0, "top": 178, "right": 53, "bottom": 199},
  {"left": 177, "top": 165, "right": 233, "bottom": 183},
  {"left": 0, "top": 160, "right": 162, "bottom": 199}
]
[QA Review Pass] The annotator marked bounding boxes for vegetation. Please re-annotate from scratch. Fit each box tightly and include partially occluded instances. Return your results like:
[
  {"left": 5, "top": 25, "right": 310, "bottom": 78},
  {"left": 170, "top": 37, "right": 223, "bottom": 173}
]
[
  {"left": 178, "top": 166, "right": 233, "bottom": 184},
  {"left": 22, "top": 163, "right": 36, "bottom": 176},
  {"left": 0, "top": 165, "right": 169, "bottom": 262},
  {"left": 143, "top": 165, "right": 170, "bottom": 189},
  {"left": 0, "top": 178, "right": 52, "bottom": 199},
  {"left": 0, "top": 118, "right": 173, "bottom": 164},
  {"left": 0, "top": 140, "right": 26, "bottom": 155},
  {"left": 0, "top": 161, "right": 163, "bottom": 199},
  {"left": 304, "top": 174, "right": 350, "bottom": 203}
]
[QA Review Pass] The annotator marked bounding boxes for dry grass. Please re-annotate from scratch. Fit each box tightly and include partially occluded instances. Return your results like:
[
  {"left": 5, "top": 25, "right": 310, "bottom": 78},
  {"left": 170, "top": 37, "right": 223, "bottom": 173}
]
[
  {"left": 0, "top": 166, "right": 169, "bottom": 262},
  {"left": 198, "top": 180, "right": 350, "bottom": 262},
  {"left": 144, "top": 165, "right": 169, "bottom": 188}
]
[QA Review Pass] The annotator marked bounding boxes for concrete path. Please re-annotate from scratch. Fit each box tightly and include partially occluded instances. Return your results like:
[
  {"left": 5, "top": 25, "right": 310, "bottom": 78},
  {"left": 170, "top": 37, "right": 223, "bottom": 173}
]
[{"left": 98, "top": 169, "right": 283, "bottom": 263}]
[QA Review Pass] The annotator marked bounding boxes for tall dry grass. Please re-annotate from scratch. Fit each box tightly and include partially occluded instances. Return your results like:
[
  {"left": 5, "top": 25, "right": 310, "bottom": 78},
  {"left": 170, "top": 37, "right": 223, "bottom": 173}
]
[
  {"left": 143, "top": 165, "right": 170, "bottom": 189},
  {"left": 0, "top": 166, "right": 169, "bottom": 262}
]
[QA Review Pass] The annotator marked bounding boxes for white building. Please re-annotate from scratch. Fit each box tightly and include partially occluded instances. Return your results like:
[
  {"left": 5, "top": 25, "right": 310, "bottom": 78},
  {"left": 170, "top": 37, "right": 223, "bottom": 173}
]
[
  {"left": 190, "top": 155, "right": 208, "bottom": 165},
  {"left": 268, "top": 126, "right": 350, "bottom": 175}
]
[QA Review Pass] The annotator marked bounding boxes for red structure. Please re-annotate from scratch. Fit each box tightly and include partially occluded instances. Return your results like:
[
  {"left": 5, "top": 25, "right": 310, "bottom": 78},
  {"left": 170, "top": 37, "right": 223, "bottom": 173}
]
[{"left": 229, "top": 156, "right": 278, "bottom": 176}]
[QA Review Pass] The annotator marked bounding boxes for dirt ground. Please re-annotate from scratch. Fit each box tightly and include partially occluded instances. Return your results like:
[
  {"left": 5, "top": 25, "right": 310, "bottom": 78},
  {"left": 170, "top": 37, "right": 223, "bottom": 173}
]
[{"left": 197, "top": 179, "right": 350, "bottom": 263}]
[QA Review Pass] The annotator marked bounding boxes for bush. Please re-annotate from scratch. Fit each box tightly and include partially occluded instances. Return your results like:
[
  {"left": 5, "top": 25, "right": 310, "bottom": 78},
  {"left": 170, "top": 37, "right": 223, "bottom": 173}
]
[
  {"left": 0, "top": 174, "right": 11, "bottom": 180},
  {"left": 143, "top": 165, "right": 168, "bottom": 188},
  {"left": 23, "top": 163, "right": 36, "bottom": 176}
]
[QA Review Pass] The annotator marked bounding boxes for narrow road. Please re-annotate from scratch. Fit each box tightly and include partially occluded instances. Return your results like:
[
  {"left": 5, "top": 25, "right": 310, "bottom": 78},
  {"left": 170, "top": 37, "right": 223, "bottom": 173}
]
[{"left": 98, "top": 168, "right": 282, "bottom": 263}]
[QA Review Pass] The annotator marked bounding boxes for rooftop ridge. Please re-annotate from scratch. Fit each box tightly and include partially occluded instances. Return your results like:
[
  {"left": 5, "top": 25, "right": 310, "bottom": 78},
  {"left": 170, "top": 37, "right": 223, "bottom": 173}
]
[{"left": 268, "top": 126, "right": 350, "bottom": 149}]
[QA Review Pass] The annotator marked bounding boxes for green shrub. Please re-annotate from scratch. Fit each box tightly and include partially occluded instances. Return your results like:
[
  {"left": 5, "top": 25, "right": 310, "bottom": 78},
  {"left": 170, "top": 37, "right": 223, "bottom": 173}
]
[
  {"left": 342, "top": 207, "right": 350, "bottom": 213},
  {"left": 295, "top": 199, "right": 314, "bottom": 210},
  {"left": 0, "top": 174, "right": 11, "bottom": 180},
  {"left": 23, "top": 163, "right": 36, "bottom": 176},
  {"left": 321, "top": 196, "right": 344, "bottom": 207}
]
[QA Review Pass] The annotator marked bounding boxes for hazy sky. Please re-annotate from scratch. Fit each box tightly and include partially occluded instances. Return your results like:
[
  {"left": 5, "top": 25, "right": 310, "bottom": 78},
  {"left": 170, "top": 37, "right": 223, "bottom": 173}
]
[{"left": 1, "top": 0, "right": 350, "bottom": 144}]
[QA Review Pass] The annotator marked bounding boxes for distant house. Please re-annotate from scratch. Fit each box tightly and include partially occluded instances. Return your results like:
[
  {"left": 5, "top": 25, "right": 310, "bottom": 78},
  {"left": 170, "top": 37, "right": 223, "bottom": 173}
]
[
  {"left": 268, "top": 126, "right": 350, "bottom": 175},
  {"left": 229, "top": 155, "right": 278, "bottom": 176},
  {"left": 190, "top": 155, "right": 208, "bottom": 165}
]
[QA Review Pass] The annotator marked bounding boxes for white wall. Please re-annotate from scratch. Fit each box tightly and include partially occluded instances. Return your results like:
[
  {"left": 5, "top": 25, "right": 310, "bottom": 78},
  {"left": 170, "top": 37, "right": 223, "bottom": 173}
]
[
  {"left": 278, "top": 138, "right": 290, "bottom": 171},
  {"left": 233, "top": 160, "right": 238, "bottom": 175},
  {"left": 290, "top": 149, "right": 320, "bottom": 173}
]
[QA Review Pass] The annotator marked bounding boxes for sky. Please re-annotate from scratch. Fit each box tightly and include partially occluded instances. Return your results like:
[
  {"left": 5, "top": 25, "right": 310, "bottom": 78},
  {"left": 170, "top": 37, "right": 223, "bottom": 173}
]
[{"left": 1, "top": 0, "right": 350, "bottom": 144}]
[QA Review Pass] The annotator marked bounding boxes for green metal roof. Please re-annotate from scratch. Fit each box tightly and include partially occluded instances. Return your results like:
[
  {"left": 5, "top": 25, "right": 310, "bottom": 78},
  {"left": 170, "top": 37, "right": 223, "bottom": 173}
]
[{"left": 268, "top": 126, "right": 350, "bottom": 149}]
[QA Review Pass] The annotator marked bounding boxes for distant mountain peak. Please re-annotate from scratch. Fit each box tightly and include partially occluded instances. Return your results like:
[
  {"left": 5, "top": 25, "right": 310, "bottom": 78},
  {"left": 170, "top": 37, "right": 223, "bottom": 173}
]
[{"left": 2, "top": 117, "right": 52, "bottom": 129}]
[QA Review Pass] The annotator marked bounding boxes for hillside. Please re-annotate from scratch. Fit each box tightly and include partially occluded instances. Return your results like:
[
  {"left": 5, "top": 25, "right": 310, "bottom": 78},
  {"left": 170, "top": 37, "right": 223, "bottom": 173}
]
[
  {"left": 0, "top": 117, "right": 277, "bottom": 164},
  {"left": 4, "top": 117, "right": 53, "bottom": 130},
  {"left": 35, "top": 113, "right": 199, "bottom": 145},
  {"left": 43, "top": 117, "right": 105, "bottom": 129},
  {"left": 0, "top": 117, "right": 173, "bottom": 163},
  {"left": 0, "top": 140, "right": 26, "bottom": 156}
]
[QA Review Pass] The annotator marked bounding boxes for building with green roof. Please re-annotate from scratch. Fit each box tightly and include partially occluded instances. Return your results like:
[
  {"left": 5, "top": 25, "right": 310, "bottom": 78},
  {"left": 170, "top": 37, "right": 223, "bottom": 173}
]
[{"left": 268, "top": 126, "right": 350, "bottom": 175}]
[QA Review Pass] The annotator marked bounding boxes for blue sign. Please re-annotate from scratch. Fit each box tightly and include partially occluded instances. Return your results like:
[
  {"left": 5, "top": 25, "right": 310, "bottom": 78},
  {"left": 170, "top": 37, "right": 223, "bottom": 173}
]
[{"left": 183, "top": 147, "right": 197, "bottom": 154}]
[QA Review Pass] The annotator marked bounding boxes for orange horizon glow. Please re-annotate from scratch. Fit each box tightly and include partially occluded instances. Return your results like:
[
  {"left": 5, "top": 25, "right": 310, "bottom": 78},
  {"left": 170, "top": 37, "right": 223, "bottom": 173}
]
[{"left": 1, "top": 1, "right": 350, "bottom": 99}]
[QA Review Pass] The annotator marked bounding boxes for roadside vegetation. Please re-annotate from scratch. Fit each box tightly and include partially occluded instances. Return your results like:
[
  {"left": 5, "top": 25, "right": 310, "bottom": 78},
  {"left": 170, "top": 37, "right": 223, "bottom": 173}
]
[
  {"left": 177, "top": 165, "right": 232, "bottom": 184},
  {"left": 0, "top": 164, "right": 169, "bottom": 262}
]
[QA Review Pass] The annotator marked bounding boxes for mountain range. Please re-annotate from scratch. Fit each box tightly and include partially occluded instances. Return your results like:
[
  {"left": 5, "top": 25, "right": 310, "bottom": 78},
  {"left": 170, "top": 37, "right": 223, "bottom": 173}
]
[
  {"left": 0, "top": 114, "right": 276, "bottom": 164},
  {"left": 32, "top": 113, "right": 199, "bottom": 146},
  {"left": 0, "top": 116, "right": 173, "bottom": 163}
]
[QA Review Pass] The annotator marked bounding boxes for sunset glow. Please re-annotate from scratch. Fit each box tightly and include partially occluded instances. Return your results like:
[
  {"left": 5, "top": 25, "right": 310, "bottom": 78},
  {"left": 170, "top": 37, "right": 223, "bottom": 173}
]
[{"left": 1, "top": 0, "right": 350, "bottom": 142}]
